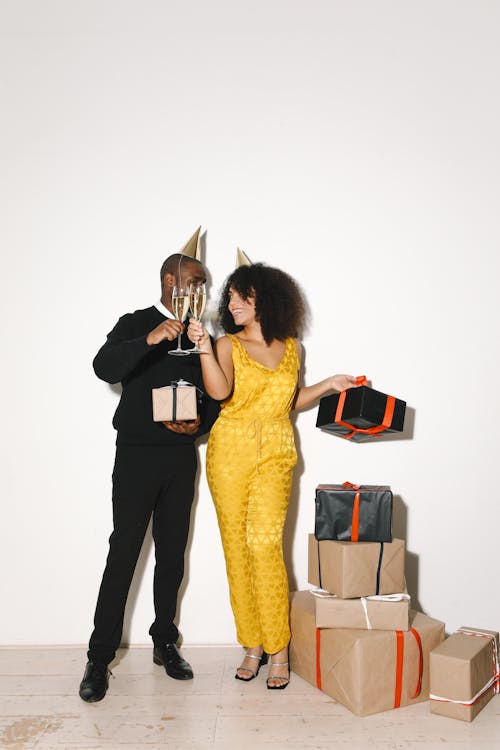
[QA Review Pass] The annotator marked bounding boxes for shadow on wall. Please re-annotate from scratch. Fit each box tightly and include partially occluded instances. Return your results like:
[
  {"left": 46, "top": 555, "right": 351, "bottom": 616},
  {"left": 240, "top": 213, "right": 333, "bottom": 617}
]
[
  {"left": 393, "top": 493, "right": 423, "bottom": 613},
  {"left": 174, "top": 437, "right": 209, "bottom": 644},
  {"left": 119, "top": 436, "right": 209, "bottom": 650},
  {"left": 368, "top": 405, "right": 415, "bottom": 443}
]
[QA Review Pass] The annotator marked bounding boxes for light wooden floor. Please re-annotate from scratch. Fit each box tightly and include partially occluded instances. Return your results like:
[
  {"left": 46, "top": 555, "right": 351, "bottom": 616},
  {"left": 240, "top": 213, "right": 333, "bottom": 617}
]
[{"left": 0, "top": 646, "right": 498, "bottom": 749}]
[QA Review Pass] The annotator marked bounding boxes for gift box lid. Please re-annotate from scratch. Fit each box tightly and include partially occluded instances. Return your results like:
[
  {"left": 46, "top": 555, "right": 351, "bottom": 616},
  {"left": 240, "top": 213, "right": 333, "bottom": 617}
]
[
  {"left": 316, "top": 384, "right": 406, "bottom": 441},
  {"left": 316, "top": 484, "right": 391, "bottom": 493},
  {"left": 334, "top": 385, "right": 406, "bottom": 429}
]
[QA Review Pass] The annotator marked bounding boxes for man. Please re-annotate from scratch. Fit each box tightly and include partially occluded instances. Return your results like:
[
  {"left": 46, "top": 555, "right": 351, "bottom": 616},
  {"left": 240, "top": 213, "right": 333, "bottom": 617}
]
[{"left": 79, "top": 228, "right": 218, "bottom": 702}]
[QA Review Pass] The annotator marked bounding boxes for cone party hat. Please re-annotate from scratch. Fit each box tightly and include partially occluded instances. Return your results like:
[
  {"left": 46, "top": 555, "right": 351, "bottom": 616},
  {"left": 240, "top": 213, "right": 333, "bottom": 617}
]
[
  {"left": 236, "top": 247, "right": 252, "bottom": 267},
  {"left": 179, "top": 226, "right": 201, "bottom": 260}
]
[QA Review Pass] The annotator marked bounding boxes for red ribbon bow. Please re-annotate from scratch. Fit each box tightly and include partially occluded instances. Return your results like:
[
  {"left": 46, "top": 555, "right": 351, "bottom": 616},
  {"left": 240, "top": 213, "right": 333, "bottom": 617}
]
[{"left": 334, "top": 375, "right": 396, "bottom": 440}]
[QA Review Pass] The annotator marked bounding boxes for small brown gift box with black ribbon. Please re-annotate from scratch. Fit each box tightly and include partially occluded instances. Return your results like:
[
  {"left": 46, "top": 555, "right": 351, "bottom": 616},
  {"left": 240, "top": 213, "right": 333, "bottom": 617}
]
[
  {"left": 316, "top": 376, "right": 406, "bottom": 442},
  {"left": 315, "top": 483, "right": 392, "bottom": 542},
  {"left": 430, "top": 627, "right": 500, "bottom": 722},
  {"left": 308, "top": 534, "right": 405, "bottom": 598},
  {"left": 290, "top": 590, "right": 445, "bottom": 716},
  {"left": 152, "top": 380, "right": 198, "bottom": 422}
]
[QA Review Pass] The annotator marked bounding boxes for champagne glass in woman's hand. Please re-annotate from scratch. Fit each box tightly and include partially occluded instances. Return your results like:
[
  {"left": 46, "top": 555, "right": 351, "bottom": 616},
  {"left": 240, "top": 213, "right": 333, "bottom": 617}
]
[
  {"left": 168, "top": 285, "right": 190, "bottom": 356},
  {"left": 186, "top": 282, "right": 208, "bottom": 354}
]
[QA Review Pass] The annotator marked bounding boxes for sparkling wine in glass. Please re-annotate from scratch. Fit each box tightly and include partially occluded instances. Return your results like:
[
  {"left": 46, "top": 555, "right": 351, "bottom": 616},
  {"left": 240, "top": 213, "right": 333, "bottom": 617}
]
[
  {"left": 187, "top": 282, "right": 207, "bottom": 354},
  {"left": 168, "top": 285, "right": 190, "bottom": 356}
]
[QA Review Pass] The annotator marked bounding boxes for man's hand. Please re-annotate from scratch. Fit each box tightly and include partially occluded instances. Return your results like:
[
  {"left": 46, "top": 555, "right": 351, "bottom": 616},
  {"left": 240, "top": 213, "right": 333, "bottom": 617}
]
[
  {"left": 163, "top": 416, "right": 201, "bottom": 435},
  {"left": 147, "top": 320, "right": 184, "bottom": 346}
]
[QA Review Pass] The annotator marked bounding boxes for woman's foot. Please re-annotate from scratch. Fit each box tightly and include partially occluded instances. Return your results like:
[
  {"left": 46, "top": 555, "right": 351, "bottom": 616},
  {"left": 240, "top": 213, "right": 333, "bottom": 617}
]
[
  {"left": 266, "top": 646, "right": 289, "bottom": 690},
  {"left": 235, "top": 646, "right": 267, "bottom": 681}
]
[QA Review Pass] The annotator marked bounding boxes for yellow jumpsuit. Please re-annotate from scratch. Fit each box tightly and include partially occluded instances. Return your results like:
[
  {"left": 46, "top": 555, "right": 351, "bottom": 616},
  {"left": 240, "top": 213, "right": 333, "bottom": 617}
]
[{"left": 206, "top": 334, "right": 299, "bottom": 654}]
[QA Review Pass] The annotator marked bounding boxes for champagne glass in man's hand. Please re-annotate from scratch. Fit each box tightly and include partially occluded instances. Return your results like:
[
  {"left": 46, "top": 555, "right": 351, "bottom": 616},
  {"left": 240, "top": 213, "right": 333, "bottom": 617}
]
[{"left": 168, "top": 285, "right": 190, "bottom": 356}]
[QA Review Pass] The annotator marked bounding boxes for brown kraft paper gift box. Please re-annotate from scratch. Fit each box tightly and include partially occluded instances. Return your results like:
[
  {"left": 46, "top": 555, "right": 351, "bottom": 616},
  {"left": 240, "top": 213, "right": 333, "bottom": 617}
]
[
  {"left": 311, "top": 587, "right": 410, "bottom": 631},
  {"left": 308, "top": 533, "right": 405, "bottom": 599},
  {"left": 430, "top": 627, "right": 500, "bottom": 722},
  {"left": 290, "top": 590, "right": 445, "bottom": 717},
  {"left": 152, "top": 383, "right": 197, "bottom": 422}
]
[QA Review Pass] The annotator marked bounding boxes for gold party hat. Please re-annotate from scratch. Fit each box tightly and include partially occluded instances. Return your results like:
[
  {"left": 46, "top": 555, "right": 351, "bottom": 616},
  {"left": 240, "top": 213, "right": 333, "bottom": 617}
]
[
  {"left": 179, "top": 226, "right": 201, "bottom": 260},
  {"left": 236, "top": 247, "right": 252, "bottom": 267}
]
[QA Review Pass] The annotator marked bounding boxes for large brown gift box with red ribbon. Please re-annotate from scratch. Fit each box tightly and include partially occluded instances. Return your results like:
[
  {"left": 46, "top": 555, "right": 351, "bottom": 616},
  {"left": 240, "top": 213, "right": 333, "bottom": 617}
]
[
  {"left": 315, "top": 483, "right": 392, "bottom": 542},
  {"left": 290, "top": 590, "right": 445, "bottom": 716},
  {"left": 308, "top": 534, "right": 405, "bottom": 598},
  {"left": 316, "top": 378, "right": 406, "bottom": 442},
  {"left": 430, "top": 627, "right": 500, "bottom": 722},
  {"left": 311, "top": 588, "right": 410, "bottom": 631}
]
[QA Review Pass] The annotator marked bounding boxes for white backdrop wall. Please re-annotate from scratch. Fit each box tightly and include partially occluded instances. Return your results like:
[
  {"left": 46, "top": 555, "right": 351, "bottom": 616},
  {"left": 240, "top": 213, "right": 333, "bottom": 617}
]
[{"left": 1, "top": 0, "right": 499, "bottom": 646}]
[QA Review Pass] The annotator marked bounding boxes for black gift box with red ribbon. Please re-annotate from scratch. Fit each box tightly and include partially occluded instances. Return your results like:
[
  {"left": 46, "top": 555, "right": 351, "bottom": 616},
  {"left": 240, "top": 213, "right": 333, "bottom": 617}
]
[
  {"left": 316, "top": 380, "right": 406, "bottom": 442},
  {"left": 315, "top": 483, "right": 393, "bottom": 542}
]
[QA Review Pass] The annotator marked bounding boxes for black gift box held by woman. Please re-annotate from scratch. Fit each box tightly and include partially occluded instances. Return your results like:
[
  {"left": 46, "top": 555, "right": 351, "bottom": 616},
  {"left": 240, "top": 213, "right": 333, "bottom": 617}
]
[
  {"left": 315, "top": 483, "right": 393, "bottom": 543},
  {"left": 316, "top": 381, "right": 406, "bottom": 442}
]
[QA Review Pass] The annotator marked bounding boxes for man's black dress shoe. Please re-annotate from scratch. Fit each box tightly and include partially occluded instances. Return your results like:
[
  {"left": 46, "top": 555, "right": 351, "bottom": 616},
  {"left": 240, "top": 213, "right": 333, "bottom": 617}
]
[
  {"left": 79, "top": 661, "right": 110, "bottom": 702},
  {"left": 153, "top": 643, "right": 193, "bottom": 680}
]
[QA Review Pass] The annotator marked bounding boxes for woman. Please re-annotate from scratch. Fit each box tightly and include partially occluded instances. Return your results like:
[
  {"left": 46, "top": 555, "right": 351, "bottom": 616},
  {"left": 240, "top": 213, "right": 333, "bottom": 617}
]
[{"left": 188, "top": 262, "right": 357, "bottom": 689}]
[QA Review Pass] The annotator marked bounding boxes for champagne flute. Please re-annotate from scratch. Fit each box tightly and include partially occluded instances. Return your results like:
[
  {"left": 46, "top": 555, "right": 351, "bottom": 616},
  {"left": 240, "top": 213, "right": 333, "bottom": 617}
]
[
  {"left": 168, "top": 284, "right": 190, "bottom": 356},
  {"left": 186, "top": 282, "right": 207, "bottom": 354}
]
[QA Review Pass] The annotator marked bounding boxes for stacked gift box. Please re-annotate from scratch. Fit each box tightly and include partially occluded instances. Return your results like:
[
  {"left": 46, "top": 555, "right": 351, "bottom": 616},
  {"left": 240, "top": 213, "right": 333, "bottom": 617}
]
[
  {"left": 290, "top": 380, "right": 499, "bottom": 720},
  {"left": 290, "top": 481, "right": 446, "bottom": 716},
  {"left": 429, "top": 627, "right": 500, "bottom": 721}
]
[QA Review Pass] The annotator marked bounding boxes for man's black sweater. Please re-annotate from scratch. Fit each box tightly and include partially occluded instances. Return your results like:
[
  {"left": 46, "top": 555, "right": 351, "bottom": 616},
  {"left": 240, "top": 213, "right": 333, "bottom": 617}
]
[{"left": 93, "top": 305, "right": 219, "bottom": 446}]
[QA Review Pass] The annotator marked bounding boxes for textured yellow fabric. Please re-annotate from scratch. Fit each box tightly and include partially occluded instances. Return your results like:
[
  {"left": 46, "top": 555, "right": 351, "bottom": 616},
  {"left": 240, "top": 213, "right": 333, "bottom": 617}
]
[{"left": 206, "top": 334, "right": 299, "bottom": 654}]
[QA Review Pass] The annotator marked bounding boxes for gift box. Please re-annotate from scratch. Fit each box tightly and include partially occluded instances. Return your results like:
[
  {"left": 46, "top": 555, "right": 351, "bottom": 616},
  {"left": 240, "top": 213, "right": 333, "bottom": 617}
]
[
  {"left": 290, "top": 590, "right": 445, "bottom": 716},
  {"left": 308, "top": 534, "right": 405, "bottom": 598},
  {"left": 430, "top": 627, "right": 500, "bottom": 722},
  {"left": 316, "top": 379, "right": 406, "bottom": 442},
  {"left": 315, "top": 483, "right": 392, "bottom": 542},
  {"left": 311, "top": 587, "right": 410, "bottom": 631},
  {"left": 152, "top": 380, "right": 198, "bottom": 422}
]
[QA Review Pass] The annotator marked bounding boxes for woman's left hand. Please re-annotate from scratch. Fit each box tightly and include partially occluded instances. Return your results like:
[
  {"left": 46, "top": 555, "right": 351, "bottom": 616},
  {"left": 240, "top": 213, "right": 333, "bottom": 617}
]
[{"left": 328, "top": 374, "right": 360, "bottom": 392}]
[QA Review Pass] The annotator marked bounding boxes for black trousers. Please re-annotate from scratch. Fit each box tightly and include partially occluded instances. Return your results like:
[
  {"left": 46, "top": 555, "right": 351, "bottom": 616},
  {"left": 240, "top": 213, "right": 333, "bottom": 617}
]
[{"left": 88, "top": 444, "right": 197, "bottom": 665}]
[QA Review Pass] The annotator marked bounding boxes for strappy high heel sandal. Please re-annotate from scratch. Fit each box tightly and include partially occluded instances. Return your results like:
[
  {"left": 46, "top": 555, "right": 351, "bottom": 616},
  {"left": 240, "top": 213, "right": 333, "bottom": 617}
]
[
  {"left": 266, "top": 660, "right": 290, "bottom": 690},
  {"left": 235, "top": 650, "right": 268, "bottom": 681}
]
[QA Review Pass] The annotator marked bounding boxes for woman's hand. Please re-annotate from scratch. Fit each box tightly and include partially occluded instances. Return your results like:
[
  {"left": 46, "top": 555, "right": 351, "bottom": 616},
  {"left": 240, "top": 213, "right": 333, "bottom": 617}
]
[
  {"left": 294, "top": 373, "right": 360, "bottom": 411},
  {"left": 328, "top": 374, "right": 360, "bottom": 392},
  {"left": 187, "top": 318, "right": 211, "bottom": 350}
]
